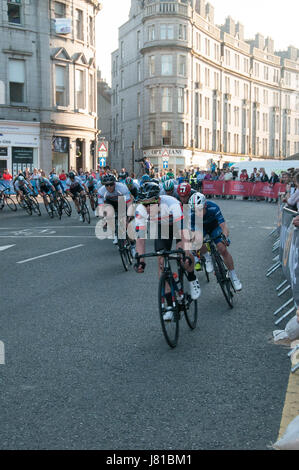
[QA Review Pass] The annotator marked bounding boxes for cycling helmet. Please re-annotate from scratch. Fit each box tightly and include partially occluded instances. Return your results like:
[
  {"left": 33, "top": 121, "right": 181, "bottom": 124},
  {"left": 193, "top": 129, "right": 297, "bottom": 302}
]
[
  {"left": 161, "top": 175, "right": 169, "bottom": 183},
  {"left": 87, "top": 175, "right": 94, "bottom": 182},
  {"left": 125, "top": 177, "right": 134, "bottom": 187},
  {"left": 163, "top": 180, "right": 175, "bottom": 192},
  {"left": 141, "top": 174, "right": 151, "bottom": 184},
  {"left": 151, "top": 178, "right": 160, "bottom": 185},
  {"left": 18, "top": 175, "right": 25, "bottom": 182},
  {"left": 69, "top": 171, "right": 75, "bottom": 179},
  {"left": 136, "top": 182, "right": 160, "bottom": 203},
  {"left": 177, "top": 183, "right": 192, "bottom": 197},
  {"left": 118, "top": 172, "right": 127, "bottom": 180},
  {"left": 102, "top": 173, "right": 116, "bottom": 185},
  {"left": 51, "top": 175, "right": 59, "bottom": 182},
  {"left": 188, "top": 192, "right": 206, "bottom": 210}
]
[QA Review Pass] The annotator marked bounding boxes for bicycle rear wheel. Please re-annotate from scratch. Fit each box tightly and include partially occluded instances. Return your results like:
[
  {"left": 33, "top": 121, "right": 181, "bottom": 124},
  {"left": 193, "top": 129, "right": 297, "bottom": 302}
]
[
  {"left": 29, "top": 196, "right": 41, "bottom": 216},
  {"left": 213, "top": 251, "right": 234, "bottom": 309},
  {"left": 200, "top": 256, "right": 210, "bottom": 283},
  {"left": 62, "top": 196, "right": 72, "bottom": 216},
  {"left": 180, "top": 270, "right": 198, "bottom": 330},
  {"left": 158, "top": 273, "right": 179, "bottom": 348},
  {"left": 4, "top": 196, "right": 17, "bottom": 212}
]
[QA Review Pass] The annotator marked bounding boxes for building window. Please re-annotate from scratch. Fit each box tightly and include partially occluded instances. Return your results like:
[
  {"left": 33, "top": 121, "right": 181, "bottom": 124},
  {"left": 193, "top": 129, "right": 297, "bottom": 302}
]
[
  {"left": 54, "top": 1, "right": 66, "bottom": 18},
  {"left": 9, "top": 59, "right": 25, "bottom": 103},
  {"left": 121, "top": 129, "right": 124, "bottom": 152},
  {"left": 160, "top": 24, "right": 174, "bottom": 40},
  {"left": 75, "top": 69, "right": 85, "bottom": 109},
  {"left": 150, "top": 88, "right": 155, "bottom": 113},
  {"left": 137, "top": 30, "right": 141, "bottom": 49},
  {"left": 254, "top": 62, "right": 259, "bottom": 77},
  {"left": 178, "top": 56, "right": 186, "bottom": 77},
  {"left": 55, "top": 65, "right": 66, "bottom": 106},
  {"left": 178, "top": 122, "right": 184, "bottom": 146},
  {"left": 148, "top": 25, "right": 155, "bottom": 41},
  {"left": 150, "top": 122, "right": 156, "bottom": 146},
  {"left": 161, "top": 87, "right": 172, "bottom": 112},
  {"left": 89, "top": 73, "right": 94, "bottom": 112},
  {"left": 235, "top": 54, "right": 240, "bottom": 70},
  {"left": 121, "top": 70, "right": 124, "bottom": 89},
  {"left": 121, "top": 41, "right": 124, "bottom": 60},
  {"left": 137, "top": 61, "right": 141, "bottom": 81},
  {"left": 205, "top": 38, "right": 210, "bottom": 56},
  {"left": 162, "top": 122, "right": 172, "bottom": 146},
  {"left": 89, "top": 16, "right": 94, "bottom": 46},
  {"left": 7, "top": 0, "right": 21, "bottom": 24},
  {"left": 204, "top": 97, "right": 210, "bottom": 120},
  {"left": 205, "top": 68, "right": 210, "bottom": 87},
  {"left": 137, "top": 93, "right": 141, "bottom": 117},
  {"left": 161, "top": 55, "right": 173, "bottom": 75},
  {"left": 178, "top": 88, "right": 184, "bottom": 113},
  {"left": 225, "top": 50, "right": 230, "bottom": 66},
  {"left": 121, "top": 99, "right": 124, "bottom": 121},
  {"left": 244, "top": 58, "right": 249, "bottom": 73},
  {"left": 149, "top": 55, "right": 155, "bottom": 76},
  {"left": 137, "top": 125, "right": 141, "bottom": 149},
  {"left": 179, "top": 24, "right": 187, "bottom": 40},
  {"left": 75, "top": 9, "right": 83, "bottom": 41}
]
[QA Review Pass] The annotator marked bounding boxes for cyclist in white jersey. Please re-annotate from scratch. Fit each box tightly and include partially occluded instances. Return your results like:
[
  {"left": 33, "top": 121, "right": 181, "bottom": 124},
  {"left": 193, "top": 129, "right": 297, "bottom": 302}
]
[{"left": 133, "top": 182, "right": 201, "bottom": 321}]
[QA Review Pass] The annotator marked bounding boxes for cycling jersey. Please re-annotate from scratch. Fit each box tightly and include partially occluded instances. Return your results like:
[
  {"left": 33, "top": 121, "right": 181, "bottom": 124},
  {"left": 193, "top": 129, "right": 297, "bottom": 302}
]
[
  {"left": 127, "top": 183, "right": 140, "bottom": 200},
  {"left": 14, "top": 180, "right": 30, "bottom": 193},
  {"left": 49, "top": 178, "right": 64, "bottom": 192},
  {"left": 159, "top": 186, "right": 180, "bottom": 200},
  {"left": 97, "top": 182, "right": 131, "bottom": 211},
  {"left": 66, "top": 177, "right": 85, "bottom": 192},
  {"left": 86, "top": 178, "right": 98, "bottom": 193},
  {"left": 36, "top": 178, "right": 54, "bottom": 194},
  {"left": 135, "top": 195, "right": 183, "bottom": 235},
  {"left": 191, "top": 200, "right": 225, "bottom": 244}
]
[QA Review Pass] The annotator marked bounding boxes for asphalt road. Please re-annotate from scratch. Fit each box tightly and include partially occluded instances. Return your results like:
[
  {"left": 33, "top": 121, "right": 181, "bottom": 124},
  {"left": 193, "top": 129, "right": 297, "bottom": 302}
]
[{"left": 0, "top": 198, "right": 291, "bottom": 450}]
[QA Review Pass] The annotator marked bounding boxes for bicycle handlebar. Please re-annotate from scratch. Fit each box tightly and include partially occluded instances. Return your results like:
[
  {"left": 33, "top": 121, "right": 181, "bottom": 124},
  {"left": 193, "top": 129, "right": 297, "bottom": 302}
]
[{"left": 135, "top": 248, "right": 192, "bottom": 265}]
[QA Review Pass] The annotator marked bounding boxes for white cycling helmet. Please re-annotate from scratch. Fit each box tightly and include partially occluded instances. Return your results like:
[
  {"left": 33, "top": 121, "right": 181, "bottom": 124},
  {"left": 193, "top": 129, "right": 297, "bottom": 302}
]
[{"left": 188, "top": 192, "right": 206, "bottom": 210}]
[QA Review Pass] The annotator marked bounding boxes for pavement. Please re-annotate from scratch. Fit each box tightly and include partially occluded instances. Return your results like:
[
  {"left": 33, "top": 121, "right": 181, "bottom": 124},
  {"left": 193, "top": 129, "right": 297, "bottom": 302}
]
[{"left": 0, "top": 197, "right": 298, "bottom": 450}]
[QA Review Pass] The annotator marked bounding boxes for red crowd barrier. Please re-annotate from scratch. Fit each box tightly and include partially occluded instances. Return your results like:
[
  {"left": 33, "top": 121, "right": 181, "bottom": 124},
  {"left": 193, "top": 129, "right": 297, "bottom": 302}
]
[{"left": 202, "top": 181, "right": 286, "bottom": 198}]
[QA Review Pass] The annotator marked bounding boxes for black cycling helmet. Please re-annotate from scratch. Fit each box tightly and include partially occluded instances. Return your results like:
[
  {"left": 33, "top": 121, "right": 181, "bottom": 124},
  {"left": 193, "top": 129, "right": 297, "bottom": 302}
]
[
  {"left": 102, "top": 173, "right": 116, "bottom": 185},
  {"left": 136, "top": 182, "right": 160, "bottom": 203},
  {"left": 69, "top": 171, "right": 75, "bottom": 179}
]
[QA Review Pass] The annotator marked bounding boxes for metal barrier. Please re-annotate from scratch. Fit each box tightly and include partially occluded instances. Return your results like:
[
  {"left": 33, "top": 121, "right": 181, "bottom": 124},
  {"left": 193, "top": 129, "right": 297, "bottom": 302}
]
[{"left": 268, "top": 203, "right": 299, "bottom": 373}]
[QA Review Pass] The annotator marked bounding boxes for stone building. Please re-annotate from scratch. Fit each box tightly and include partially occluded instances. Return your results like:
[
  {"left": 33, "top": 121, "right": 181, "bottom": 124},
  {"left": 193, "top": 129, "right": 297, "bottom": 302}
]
[
  {"left": 111, "top": 0, "right": 299, "bottom": 173},
  {"left": 0, "top": 0, "right": 101, "bottom": 176}
]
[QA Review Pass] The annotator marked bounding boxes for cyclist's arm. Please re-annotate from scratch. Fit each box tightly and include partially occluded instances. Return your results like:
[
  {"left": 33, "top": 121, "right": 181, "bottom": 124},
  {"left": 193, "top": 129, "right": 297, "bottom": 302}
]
[{"left": 219, "top": 222, "right": 229, "bottom": 239}]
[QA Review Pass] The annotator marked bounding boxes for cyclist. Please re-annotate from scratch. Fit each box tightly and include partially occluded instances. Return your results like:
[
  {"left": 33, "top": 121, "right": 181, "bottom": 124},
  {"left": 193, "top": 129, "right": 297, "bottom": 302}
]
[
  {"left": 140, "top": 174, "right": 152, "bottom": 186},
  {"left": 14, "top": 175, "right": 32, "bottom": 201},
  {"left": 189, "top": 192, "right": 242, "bottom": 292},
  {"left": 133, "top": 182, "right": 201, "bottom": 321},
  {"left": 98, "top": 174, "right": 132, "bottom": 245},
  {"left": 85, "top": 175, "right": 98, "bottom": 214},
  {"left": 160, "top": 179, "right": 180, "bottom": 200},
  {"left": 36, "top": 176, "right": 57, "bottom": 212},
  {"left": 118, "top": 171, "right": 127, "bottom": 183},
  {"left": 49, "top": 174, "right": 65, "bottom": 195},
  {"left": 177, "top": 183, "right": 208, "bottom": 272},
  {"left": 65, "top": 171, "right": 87, "bottom": 221},
  {"left": 125, "top": 177, "right": 139, "bottom": 201}
]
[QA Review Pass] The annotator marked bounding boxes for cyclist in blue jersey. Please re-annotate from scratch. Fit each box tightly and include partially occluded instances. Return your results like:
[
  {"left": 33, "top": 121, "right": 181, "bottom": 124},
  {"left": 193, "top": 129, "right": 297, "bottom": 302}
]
[
  {"left": 189, "top": 192, "right": 242, "bottom": 291},
  {"left": 37, "top": 176, "right": 56, "bottom": 212}
]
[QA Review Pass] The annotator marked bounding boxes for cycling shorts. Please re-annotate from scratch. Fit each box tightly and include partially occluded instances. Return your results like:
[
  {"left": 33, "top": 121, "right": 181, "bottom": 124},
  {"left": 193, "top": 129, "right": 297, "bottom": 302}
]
[{"left": 203, "top": 225, "right": 223, "bottom": 245}]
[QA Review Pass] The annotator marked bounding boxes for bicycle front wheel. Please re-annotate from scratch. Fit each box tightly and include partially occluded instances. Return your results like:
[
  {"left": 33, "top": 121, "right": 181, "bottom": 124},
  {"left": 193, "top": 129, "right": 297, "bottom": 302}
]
[
  {"left": 213, "top": 252, "right": 234, "bottom": 309},
  {"left": 180, "top": 272, "right": 198, "bottom": 330},
  {"left": 158, "top": 273, "right": 179, "bottom": 348},
  {"left": 29, "top": 196, "right": 41, "bottom": 216},
  {"left": 118, "top": 239, "right": 130, "bottom": 271},
  {"left": 4, "top": 196, "right": 17, "bottom": 212}
]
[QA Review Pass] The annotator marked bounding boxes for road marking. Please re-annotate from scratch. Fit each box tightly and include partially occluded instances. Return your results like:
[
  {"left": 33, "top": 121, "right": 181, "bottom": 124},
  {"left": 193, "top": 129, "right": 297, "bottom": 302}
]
[
  {"left": 0, "top": 244, "right": 15, "bottom": 252},
  {"left": 17, "top": 244, "right": 84, "bottom": 264}
]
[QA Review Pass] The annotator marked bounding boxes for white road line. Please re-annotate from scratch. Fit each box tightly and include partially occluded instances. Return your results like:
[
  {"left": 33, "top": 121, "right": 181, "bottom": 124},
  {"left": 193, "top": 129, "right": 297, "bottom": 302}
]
[
  {"left": 0, "top": 244, "right": 15, "bottom": 252},
  {"left": 17, "top": 244, "right": 84, "bottom": 264}
]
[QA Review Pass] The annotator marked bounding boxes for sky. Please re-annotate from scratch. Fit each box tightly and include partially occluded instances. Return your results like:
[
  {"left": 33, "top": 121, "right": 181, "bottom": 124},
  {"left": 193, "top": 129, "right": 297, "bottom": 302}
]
[{"left": 96, "top": 0, "right": 299, "bottom": 85}]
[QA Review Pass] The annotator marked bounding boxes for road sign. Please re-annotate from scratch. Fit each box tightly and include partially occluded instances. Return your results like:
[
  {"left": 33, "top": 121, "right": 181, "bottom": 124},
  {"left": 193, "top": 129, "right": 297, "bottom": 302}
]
[
  {"left": 162, "top": 150, "right": 169, "bottom": 160},
  {"left": 163, "top": 161, "right": 169, "bottom": 169},
  {"left": 98, "top": 157, "right": 106, "bottom": 167},
  {"left": 98, "top": 141, "right": 108, "bottom": 158}
]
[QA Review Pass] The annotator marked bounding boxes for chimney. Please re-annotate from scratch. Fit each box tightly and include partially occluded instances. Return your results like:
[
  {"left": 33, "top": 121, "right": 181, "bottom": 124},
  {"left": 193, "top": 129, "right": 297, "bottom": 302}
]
[
  {"left": 265, "top": 37, "right": 274, "bottom": 54},
  {"left": 224, "top": 16, "right": 235, "bottom": 37},
  {"left": 195, "top": 0, "right": 206, "bottom": 18},
  {"left": 205, "top": 3, "right": 214, "bottom": 24},
  {"left": 255, "top": 33, "right": 265, "bottom": 50},
  {"left": 287, "top": 46, "right": 297, "bottom": 61},
  {"left": 235, "top": 22, "right": 244, "bottom": 41}
]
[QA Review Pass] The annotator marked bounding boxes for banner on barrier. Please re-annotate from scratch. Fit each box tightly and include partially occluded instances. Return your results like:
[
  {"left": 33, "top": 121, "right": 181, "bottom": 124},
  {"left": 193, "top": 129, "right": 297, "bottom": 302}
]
[
  {"left": 202, "top": 181, "right": 286, "bottom": 197},
  {"left": 224, "top": 181, "right": 250, "bottom": 196},
  {"left": 202, "top": 181, "right": 224, "bottom": 195}
]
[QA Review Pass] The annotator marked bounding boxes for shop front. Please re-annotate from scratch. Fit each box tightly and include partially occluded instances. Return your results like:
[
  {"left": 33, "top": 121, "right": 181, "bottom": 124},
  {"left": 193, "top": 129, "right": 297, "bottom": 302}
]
[{"left": 0, "top": 121, "right": 39, "bottom": 176}]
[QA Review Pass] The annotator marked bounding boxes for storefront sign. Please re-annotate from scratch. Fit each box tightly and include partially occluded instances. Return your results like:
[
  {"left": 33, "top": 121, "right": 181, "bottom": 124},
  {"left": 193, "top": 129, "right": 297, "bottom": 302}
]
[{"left": 0, "top": 147, "right": 8, "bottom": 156}]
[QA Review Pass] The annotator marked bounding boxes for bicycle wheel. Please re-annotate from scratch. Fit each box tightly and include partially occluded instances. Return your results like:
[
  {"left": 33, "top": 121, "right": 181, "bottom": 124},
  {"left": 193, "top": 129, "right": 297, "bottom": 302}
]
[
  {"left": 118, "top": 239, "right": 130, "bottom": 271},
  {"left": 4, "top": 195, "right": 17, "bottom": 212},
  {"left": 200, "top": 256, "right": 210, "bottom": 283},
  {"left": 158, "top": 273, "right": 179, "bottom": 348},
  {"left": 82, "top": 202, "right": 90, "bottom": 224},
  {"left": 180, "top": 270, "right": 198, "bottom": 330},
  {"left": 16, "top": 194, "right": 26, "bottom": 210},
  {"left": 23, "top": 197, "right": 32, "bottom": 216},
  {"left": 29, "top": 196, "right": 41, "bottom": 216},
  {"left": 62, "top": 196, "right": 72, "bottom": 216},
  {"left": 213, "top": 251, "right": 234, "bottom": 309},
  {"left": 126, "top": 239, "right": 133, "bottom": 265}
]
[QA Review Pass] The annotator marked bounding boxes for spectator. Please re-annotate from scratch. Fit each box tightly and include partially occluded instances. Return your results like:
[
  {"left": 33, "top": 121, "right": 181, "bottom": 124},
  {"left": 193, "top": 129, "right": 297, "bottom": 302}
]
[
  {"left": 285, "top": 172, "right": 299, "bottom": 211},
  {"left": 2, "top": 169, "right": 12, "bottom": 180},
  {"left": 59, "top": 170, "right": 67, "bottom": 181},
  {"left": 240, "top": 169, "right": 249, "bottom": 182},
  {"left": 269, "top": 171, "right": 280, "bottom": 203}
]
